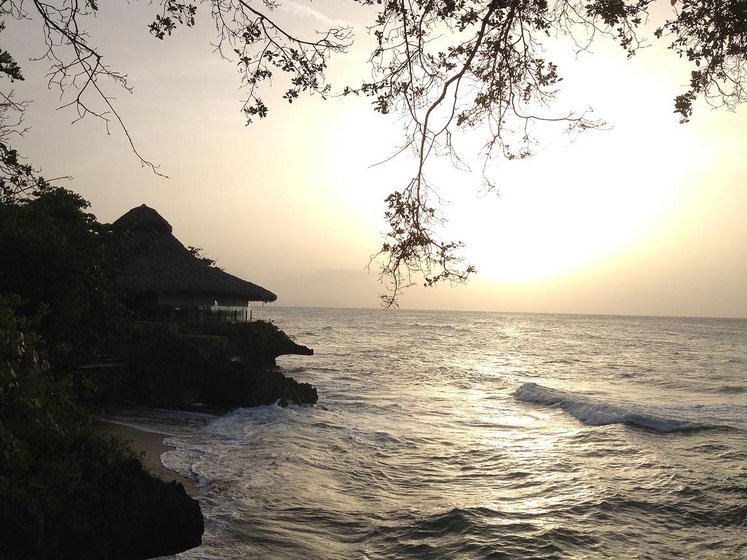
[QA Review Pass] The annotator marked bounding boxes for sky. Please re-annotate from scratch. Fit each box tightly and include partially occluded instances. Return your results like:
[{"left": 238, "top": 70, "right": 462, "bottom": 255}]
[{"left": 5, "top": 1, "right": 747, "bottom": 318}]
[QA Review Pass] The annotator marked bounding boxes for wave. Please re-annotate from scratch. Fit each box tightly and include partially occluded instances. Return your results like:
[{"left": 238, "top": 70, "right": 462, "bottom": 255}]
[
  {"left": 716, "top": 384, "right": 746, "bottom": 394},
  {"left": 515, "top": 383, "right": 720, "bottom": 433}
]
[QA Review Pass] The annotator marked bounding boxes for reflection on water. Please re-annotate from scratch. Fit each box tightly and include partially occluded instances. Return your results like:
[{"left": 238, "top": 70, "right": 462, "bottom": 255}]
[{"left": 154, "top": 309, "right": 747, "bottom": 559}]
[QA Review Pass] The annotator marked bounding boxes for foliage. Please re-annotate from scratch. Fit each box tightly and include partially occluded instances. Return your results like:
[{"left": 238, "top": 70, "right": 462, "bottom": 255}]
[
  {"left": 0, "top": 202, "right": 202, "bottom": 558},
  {"left": 187, "top": 245, "right": 223, "bottom": 270},
  {"left": 0, "top": 1, "right": 745, "bottom": 304},
  {"left": 0, "top": 295, "right": 138, "bottom": 558},
  {"left": 348, "top": 0, "right": 746, "bottom": 304},
  {"left": 0, "top": 21, "right": 49, "bottom": 203},
  {"left": 0, "top": 186, "right": 131, "bottom": 368},
  {"left": 655, "top": 0, "right": 747, "bottom": 122},
  {"left": 0, "top": 140, "right": 48, "bottom": 203}
]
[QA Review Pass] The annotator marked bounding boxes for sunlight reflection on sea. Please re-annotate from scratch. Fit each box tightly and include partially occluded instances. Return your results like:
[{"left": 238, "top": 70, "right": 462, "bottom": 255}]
[{"left": 153, "top": 309, "right": 747, "bottom": 559}]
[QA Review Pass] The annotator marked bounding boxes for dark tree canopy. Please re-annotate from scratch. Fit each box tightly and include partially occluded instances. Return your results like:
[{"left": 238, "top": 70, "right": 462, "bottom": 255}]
[
  {"left": 1, "top": 0, "right": 745, "bottom": 304},
  {"left": 0, "top": 187, "right": 130, "bottom": 367}
]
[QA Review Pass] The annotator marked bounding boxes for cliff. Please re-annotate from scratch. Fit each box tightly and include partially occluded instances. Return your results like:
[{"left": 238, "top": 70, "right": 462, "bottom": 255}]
[{"left": 79, "top": 320, "right": 317, "bottom": 408}]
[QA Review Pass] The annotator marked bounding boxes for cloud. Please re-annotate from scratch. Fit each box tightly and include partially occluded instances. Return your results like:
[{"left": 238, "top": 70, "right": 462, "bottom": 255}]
[{"left": 281, "top": 0, "right": 353, "bottom": 29}]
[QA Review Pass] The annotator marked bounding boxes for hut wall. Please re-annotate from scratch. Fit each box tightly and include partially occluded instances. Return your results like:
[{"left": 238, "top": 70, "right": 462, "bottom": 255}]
[{"left": 157, "top": 293, "right": 192, "bottom": 307}]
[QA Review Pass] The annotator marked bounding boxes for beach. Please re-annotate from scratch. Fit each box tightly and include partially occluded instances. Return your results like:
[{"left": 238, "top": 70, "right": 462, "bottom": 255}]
[{"left": 96, "top": 419, "right": 197, "bottom": 495}]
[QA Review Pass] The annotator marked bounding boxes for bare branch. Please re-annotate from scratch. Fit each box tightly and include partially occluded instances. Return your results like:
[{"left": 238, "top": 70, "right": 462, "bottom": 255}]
[{"left": 1, "top": 0, "right": 745, "bottom": 306}]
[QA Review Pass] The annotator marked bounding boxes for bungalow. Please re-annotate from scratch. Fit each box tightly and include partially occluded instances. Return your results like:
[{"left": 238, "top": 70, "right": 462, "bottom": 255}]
[{"left": 114, "top": 204, "right": 276, "bottom": 322}]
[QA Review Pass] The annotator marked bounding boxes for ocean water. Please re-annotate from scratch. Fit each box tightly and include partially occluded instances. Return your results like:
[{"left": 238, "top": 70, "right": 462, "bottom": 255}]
[{"left": 112, "top": 308, "right": 746, "bottom": 559}]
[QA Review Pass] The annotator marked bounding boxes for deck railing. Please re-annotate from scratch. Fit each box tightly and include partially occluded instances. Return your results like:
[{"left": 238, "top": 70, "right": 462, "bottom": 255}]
[{"left": 133, "top": 305, "right": 253, "bottom": 323}]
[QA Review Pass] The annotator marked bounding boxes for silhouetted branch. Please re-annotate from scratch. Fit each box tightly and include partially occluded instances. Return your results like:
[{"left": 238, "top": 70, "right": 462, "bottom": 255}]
[
  {"left": 1, "top": 0, "right": 745, "bottom": 305},
  {"left": 26, "top": 0, "right": 165, "bottom": 174},
  {"left": 354, "top": 1, "right": 617, "bottom": 305}
]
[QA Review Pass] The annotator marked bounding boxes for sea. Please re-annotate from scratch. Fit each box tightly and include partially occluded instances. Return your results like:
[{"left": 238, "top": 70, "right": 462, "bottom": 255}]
[{"left": 105, "top": 308, "right": 747, "bottom": 559}]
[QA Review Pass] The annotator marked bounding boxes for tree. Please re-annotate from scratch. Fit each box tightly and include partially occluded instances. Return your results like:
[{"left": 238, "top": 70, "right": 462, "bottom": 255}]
[
  {"left": 0, "top": 295, "right": 204, "bottom": 559},
  {"left": 0, "top": 19, "right": 47, "bottom": 203},
  {"left": 0, "top": 186, "right": 130, "bottom": 368},
  {"left": 0, "top": 195, "right": 204, "bottom": 559},
  {"left": 1, "top": 0, "right": 745, "bottom": 305}
]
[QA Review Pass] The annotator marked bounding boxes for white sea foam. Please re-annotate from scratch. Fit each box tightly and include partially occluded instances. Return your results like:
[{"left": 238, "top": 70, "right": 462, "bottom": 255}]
[{"left": 515, "top": 382, "right": 716, "bottom": 433}]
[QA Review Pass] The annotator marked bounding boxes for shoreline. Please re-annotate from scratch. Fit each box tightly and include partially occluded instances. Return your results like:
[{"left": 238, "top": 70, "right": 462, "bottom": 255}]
[{"left": 95, "top": 419, "right": 198, "bottom": 495}]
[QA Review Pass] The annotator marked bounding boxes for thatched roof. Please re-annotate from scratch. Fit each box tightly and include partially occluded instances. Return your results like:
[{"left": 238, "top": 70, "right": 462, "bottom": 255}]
[
  {"left": 113, "top": 205, "right": 277, "bottom": 303},
  {"left": 115, "top": 204, "right": 173, "bottom": 233}
]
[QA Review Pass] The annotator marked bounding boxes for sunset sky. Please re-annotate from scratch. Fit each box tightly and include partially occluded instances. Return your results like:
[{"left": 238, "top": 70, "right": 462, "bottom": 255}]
[{"left": 6, "top": 1, "right": 747, "bottom": 318}]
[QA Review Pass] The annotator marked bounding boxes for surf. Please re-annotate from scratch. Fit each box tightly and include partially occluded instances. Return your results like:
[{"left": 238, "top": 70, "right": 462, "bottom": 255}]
[{"left": 514, "top": 382, "right": 720, "bottom": 433}]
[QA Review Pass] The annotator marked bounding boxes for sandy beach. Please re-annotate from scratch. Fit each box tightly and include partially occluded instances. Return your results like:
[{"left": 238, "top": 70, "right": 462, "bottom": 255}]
[{"left": 96, "top": 419, "right": 198, "bottom": 495}]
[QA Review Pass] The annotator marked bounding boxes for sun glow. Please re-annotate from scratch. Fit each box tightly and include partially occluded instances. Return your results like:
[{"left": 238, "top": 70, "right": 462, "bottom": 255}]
[
  {"left": 6, "top": 0, "right": 745, "bottom": 316},
  {"left": 435, "top": 42, "right": 709, "bottom": 286},
  {"left": 447, "top": 128, "right": 698, "bottom": 284}
]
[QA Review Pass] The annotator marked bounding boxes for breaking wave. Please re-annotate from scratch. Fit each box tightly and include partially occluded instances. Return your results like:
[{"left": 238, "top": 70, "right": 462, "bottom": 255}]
[{"left": 515, "top": 382, "right": 721, "bottom": 433}]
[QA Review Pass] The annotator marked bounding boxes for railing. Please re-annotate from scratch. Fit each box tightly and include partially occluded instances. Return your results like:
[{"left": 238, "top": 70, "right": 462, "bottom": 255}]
[
  {"left": 133, "top": 305, "right": 253, "bottom": 323},
  {"left": 201, "top": 306, "right": 252, "bottom": 323}
]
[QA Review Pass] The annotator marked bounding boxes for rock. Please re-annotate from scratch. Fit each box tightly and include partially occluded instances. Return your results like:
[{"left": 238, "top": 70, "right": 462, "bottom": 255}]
[
  {"left": 179, "top": 320, "right": 314, "bottom": 366},
  {"left": 103, "top": 320, "right": 317, "bottom": 409},
  {"left": 81, "top": 458, "right": 204, "bottom": 560},
  {"left": 122, "top": 329, "right": 208, "bottom": 405},
  {"left": 3, "top": 458, "right": 203, "bottom": 560},
  {"left": 201, "top": 363, "right": 318, "bottom": 407}
]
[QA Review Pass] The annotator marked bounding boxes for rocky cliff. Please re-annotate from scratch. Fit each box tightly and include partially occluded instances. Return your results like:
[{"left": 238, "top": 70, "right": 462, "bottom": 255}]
[{"left": 81, "top": 320, "right": 316, "bottom": 408}]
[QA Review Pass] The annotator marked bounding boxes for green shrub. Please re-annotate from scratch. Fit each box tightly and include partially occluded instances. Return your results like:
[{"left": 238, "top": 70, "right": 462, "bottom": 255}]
[{"left": 0, "top": 295, "right": 138, "bottom": 557}]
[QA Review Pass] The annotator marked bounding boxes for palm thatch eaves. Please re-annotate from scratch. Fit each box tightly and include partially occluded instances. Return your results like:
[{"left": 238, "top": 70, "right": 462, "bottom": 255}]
[{"left": 114, "top": 204, "right": 277, "bottom": 304}]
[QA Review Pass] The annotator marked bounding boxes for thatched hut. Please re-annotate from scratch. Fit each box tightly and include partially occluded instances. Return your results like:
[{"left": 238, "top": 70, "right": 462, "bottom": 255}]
[{"left": 114, "top": 204, "right": 276, "bottom": 322}]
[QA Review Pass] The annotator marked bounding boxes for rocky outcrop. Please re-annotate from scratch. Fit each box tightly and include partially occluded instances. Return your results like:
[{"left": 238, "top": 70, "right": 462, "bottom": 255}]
[
  {"left": 3, "top": 457, "right": 203, "bottom": 560},
  {"left": 178, "top": 319, "right": 314, "bottom": 366},
  {"left": 122, "top": 329, "right": 212, "bottom": 406},
  {"left": 88, "top": 320, "right": 316, "bottom": 408},
  {"left": 201, "top": 363, "right": 318, "bottom": 407}
]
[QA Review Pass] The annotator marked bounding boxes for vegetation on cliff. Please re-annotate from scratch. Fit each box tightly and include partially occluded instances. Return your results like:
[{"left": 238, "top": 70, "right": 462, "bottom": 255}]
[
  {"left": 121, "top": 320, "right": 317, "bottom": 407},
  {"left": 0, "top": 188, "right": 204, "bottom": 558},
  {"left": 1, "top": 183, "right": 321, "bottom": 556},
  {"left": 0, "top": 295, "right": 203, "bottom": 559},
  {"left": 0, "top": 186, "right": 130, "bottom": 369}
]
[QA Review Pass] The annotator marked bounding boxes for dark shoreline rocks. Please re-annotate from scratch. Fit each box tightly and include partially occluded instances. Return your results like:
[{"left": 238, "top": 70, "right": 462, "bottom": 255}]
[
  {"left": 52, "top": 320, "right": 316, "bottom": 558},
  {"left": 80, "top": 319, "right": 316, "bottom": 409},
  {"left": 201, "top": 362, "right": 318, "bottom": 407},
  {"left": 5, "top": 318, "right": 314, "bottom": 560},
  {"left": 53, "top": 458, "right": 203, "bottom": 560},
  {"left": 1, "top": 456, "right": 203, "bottom": 560}
]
